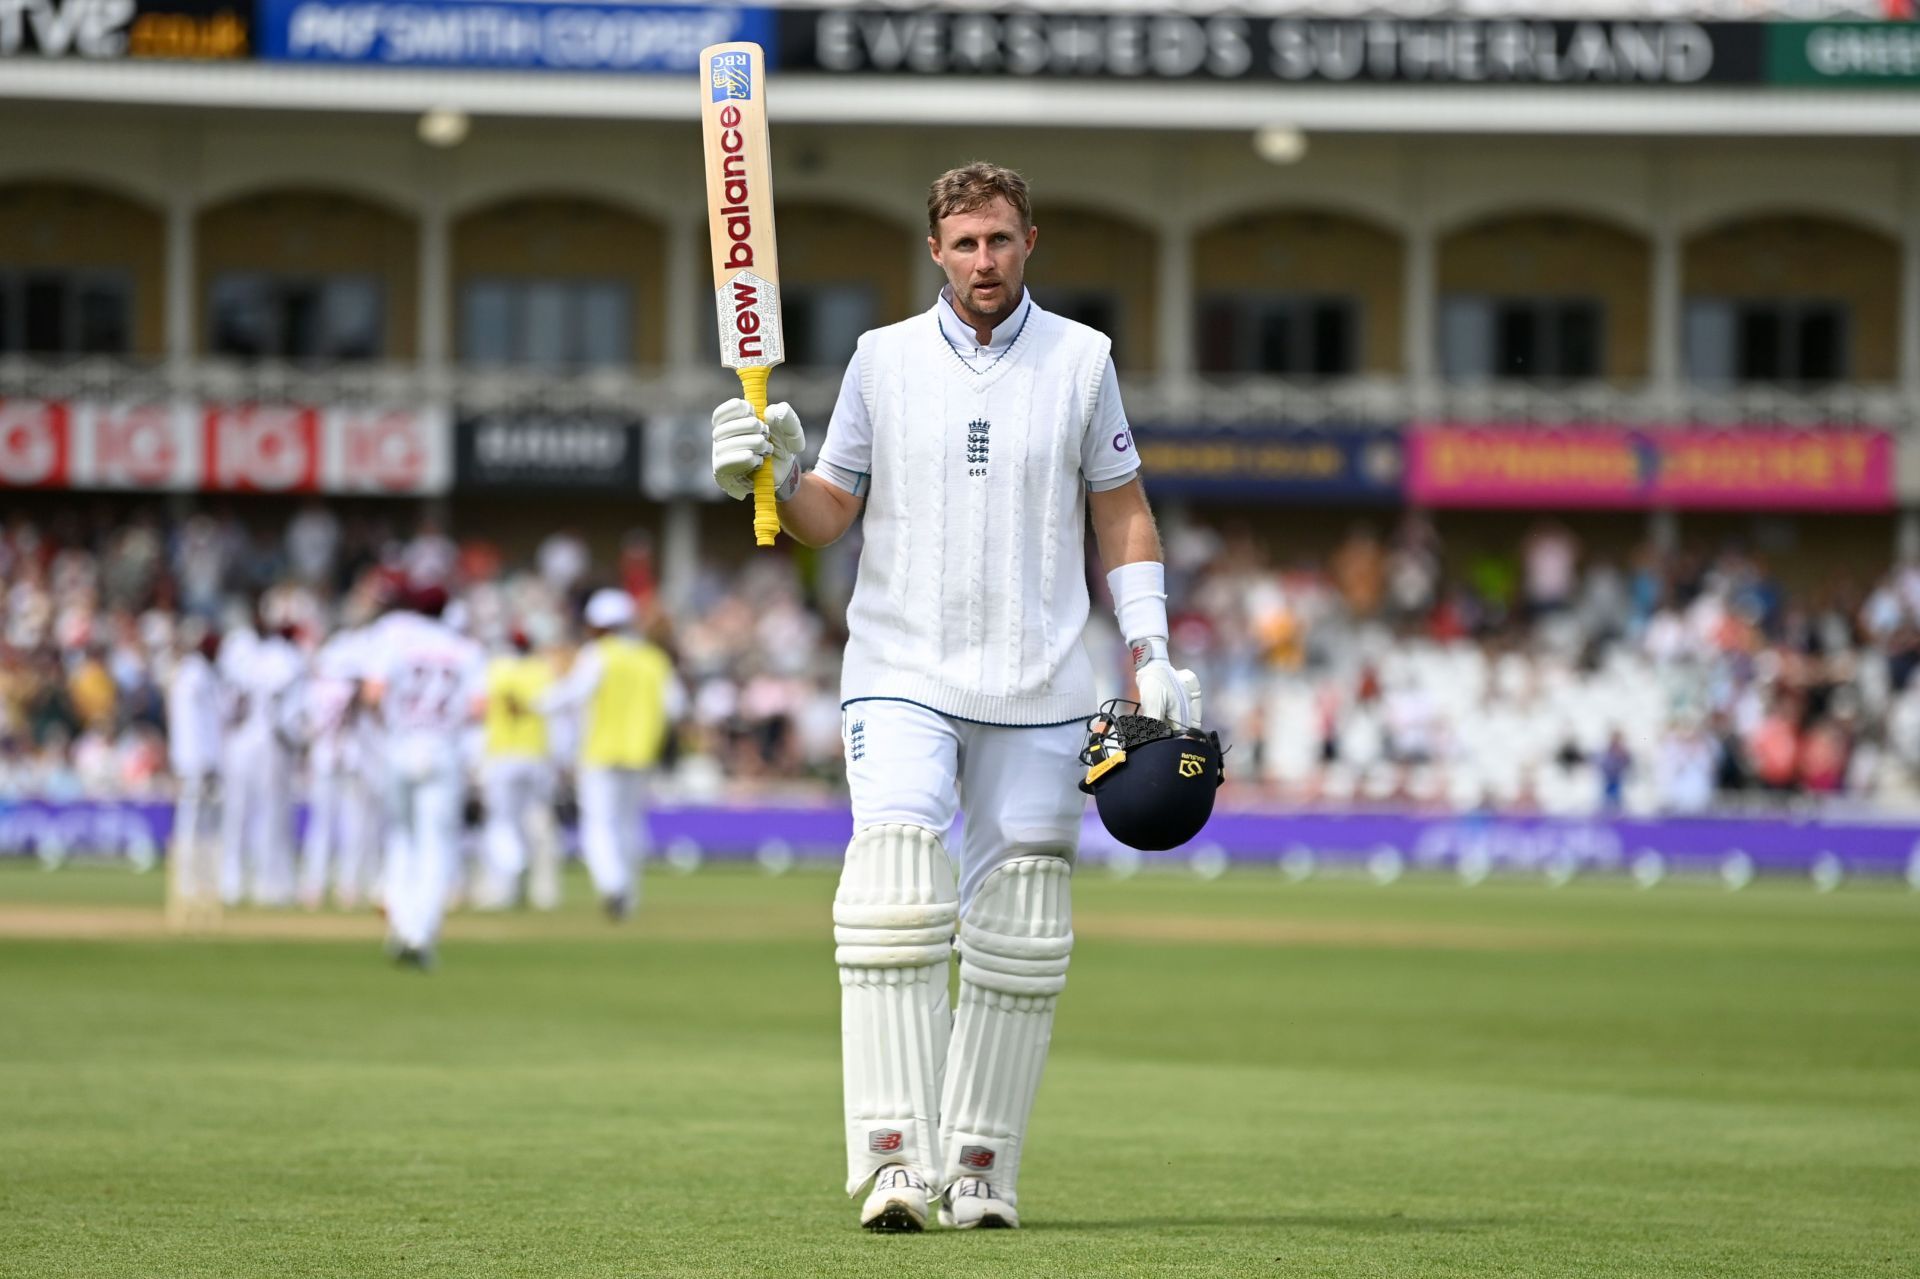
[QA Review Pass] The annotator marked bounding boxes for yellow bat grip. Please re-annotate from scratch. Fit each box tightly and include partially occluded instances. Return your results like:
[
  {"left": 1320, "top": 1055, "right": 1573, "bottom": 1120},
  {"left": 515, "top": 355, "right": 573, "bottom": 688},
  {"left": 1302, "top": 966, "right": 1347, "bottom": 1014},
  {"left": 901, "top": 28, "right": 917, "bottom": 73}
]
[{"left": 739, "top": 366, "right": 777, "bottom": 548}]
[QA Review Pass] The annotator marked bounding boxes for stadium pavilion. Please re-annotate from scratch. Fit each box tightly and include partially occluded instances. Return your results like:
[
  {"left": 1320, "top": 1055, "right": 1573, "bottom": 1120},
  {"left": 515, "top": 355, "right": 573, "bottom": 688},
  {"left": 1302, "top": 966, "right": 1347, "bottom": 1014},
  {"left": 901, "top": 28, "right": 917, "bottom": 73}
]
[{"left": 4, "top": 1, "right": 1920, "bottom": 581}]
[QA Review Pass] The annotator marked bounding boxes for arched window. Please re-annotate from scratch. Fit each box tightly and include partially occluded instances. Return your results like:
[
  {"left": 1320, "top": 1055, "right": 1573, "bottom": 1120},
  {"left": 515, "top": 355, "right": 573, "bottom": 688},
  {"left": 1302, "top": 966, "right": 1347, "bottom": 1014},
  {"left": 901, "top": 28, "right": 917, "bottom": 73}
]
[
  {"left": 0, "top": 181, "right": 163, "bottom": 357},
  {"left": 757, "top": 203, "right": 913, "bottom": 370},
  {"left": 1683, "top": 214, "right": 1898, "bottom": 387},
  {"left": 454, "top": 195, "right": 665, "bottom": 370},
  {"left": 199, "top": 189, "right": 416, "bottom": 361},
  {"left": 1023, "top": 206, "right": 1158, "bottom": 371},
  {"left": 1193, "top": 210, "right": 1402, "bottom": 377},
  {"left": 1438, "top": 213, "right": 1649, "bottom": 383}
]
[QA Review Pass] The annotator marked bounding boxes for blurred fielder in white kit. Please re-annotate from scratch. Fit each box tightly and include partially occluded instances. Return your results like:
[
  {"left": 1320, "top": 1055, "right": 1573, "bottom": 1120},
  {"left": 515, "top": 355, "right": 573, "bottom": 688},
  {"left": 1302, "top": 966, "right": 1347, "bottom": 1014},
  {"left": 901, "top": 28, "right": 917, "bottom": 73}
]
[
  {"left": 297, "top": 622, "right": 375, "bottom": 910},
  {"left": 710, "top": 164, "right": 1200, "bottom": 1232},
  {"left": 476, "top": 628, "right": 560, "bottom": 910},
  {"left": 165, "top": 627, "right": 224, "bottom": 927},
  {"left": 361, "top": 585, "right": 486, "bottom": 968},
  {"left": 217, "top": 606, "right": 304, "bottom": 907},
  {"left": 538, "top": 589, "right": 675, "bottom": 921}
]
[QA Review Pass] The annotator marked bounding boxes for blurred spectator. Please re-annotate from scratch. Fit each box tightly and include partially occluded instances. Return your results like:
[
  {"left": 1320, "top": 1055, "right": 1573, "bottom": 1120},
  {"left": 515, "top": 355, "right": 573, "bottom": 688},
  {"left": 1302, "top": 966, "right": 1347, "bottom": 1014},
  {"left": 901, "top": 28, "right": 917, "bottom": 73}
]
[
  {"left": 402, "top": 515, "right": 459, "bottom": 588},
  {"left": 68, "top": 647, "right": 117, "bottom": 729},
  {"left": 1523, "top": 519, "right": 1580, "bottom": 618},
  {"left": 1331, "top": 523, "right": 1385, "bottom": 619},
  {"left": 620, "top": 529, "right": 657, "bottom": 613},
  {"left": 1799, "top": 717, "right": 1850, "bottom": 793},
  {"left": 1657, "top": 719, "right": 1720, "bottom": 814},
  {"left": 539, "top": 528, "right": 590, "bottom": 598},
  {"left": 286, "top": 501, "right": 342, "bottom": 587},
  {"left": 1597, "top": 730, "right": 1632, "bottom": 811},
  {"left": 1385, "top": 512, "right": 1441, "bottom": 622},
  {"left": 1749, "top": 696, "right": 1801, "bottom": 793}
]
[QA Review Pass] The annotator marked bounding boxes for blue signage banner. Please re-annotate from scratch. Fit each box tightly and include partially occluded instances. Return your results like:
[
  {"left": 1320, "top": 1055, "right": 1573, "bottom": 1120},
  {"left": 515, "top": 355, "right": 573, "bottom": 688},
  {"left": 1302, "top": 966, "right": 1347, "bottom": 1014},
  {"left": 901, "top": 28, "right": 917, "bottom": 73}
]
[
  {"left": 6, "top": 799, "right": 1913, "bottom": 881},
  {"left": 1132, "top": 427, "right": 1405, "bottom": 502},
  {"left": 258, "top": 0, "right": 773, "bottom": 71}
]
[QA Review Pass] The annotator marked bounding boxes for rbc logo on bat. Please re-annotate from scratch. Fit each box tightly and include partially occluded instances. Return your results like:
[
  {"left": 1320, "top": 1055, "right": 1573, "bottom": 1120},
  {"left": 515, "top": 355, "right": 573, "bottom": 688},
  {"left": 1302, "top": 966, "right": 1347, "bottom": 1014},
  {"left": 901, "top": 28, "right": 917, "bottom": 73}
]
[{"left": 710, "top": 52, "right": 752, "bottom": 101}]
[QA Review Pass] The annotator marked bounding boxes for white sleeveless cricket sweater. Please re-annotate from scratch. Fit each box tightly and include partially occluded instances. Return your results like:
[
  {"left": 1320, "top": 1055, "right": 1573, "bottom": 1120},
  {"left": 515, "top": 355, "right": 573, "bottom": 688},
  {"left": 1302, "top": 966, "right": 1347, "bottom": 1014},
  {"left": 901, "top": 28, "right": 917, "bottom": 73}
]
[{"left": 841, "top": 301, "right": 1111, "bottom": 726}]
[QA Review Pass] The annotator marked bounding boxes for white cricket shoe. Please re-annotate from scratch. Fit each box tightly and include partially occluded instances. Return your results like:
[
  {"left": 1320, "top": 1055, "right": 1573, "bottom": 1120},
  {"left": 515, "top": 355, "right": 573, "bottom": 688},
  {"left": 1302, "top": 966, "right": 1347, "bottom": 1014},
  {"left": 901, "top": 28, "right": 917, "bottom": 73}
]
[
  {"left": 938, "top": 1176, "right": 1019, "bottom": 1230},
  {"left": 859, "top": 1164, "right": 930, "bottom": 1233}
]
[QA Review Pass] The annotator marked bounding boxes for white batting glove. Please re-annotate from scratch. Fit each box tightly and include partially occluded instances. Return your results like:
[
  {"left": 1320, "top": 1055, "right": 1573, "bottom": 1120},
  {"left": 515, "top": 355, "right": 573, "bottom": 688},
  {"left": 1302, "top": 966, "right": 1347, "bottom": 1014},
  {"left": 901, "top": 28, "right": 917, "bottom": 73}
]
[
  {"left": 711, "top": 398, "right": 805, "bottom": 502},
  {"left": 1131, "top": 637, "right": 1203, "bottom": 730}
]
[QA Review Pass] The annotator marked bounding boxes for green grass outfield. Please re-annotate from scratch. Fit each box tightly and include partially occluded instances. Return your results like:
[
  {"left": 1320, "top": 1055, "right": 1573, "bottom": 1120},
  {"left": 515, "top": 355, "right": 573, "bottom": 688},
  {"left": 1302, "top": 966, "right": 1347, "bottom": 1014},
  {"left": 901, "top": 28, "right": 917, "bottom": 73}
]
[{"left": 3, "top": 861, "right": 1917, "bottom": 1278}]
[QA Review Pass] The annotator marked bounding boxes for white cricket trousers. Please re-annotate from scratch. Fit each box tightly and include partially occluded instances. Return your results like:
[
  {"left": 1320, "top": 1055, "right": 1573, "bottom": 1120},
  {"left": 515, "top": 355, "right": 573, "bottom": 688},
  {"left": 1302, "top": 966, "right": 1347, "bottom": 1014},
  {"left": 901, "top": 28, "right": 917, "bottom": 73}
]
[
  {"left": 170, "top": 771, "right": 219, "bottom": 906},
  {"left": 835, "top": 697, "right": 1086, "bottom": 1200},
  {"left": 479, "top": 756, "right": 560, "bottom": 908},
  {"left": 300, "top": 763, "right": 378, "bottom": 908},
  {"left": 382, "top": 752, "right": 463, "bottom": 950},
  {"left": 841, "top": 699, "right": 1086, "bottom": 906},
  {"left": 219, "top": 737, "right": 295, "bottom": 907},
  {"left": 482, "top": 757, "right": 553, "bottom": 879},
  {"left": 577, "top": 766, "right": 649, "bottom": 902}
]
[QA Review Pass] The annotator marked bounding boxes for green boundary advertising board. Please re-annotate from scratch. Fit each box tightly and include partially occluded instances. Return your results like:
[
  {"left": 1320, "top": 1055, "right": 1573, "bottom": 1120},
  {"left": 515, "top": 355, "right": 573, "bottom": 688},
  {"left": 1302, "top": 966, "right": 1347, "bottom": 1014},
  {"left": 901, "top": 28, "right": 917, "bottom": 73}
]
[{"left": 1769, "top": 22, "right": 1920, "bottom": 86}]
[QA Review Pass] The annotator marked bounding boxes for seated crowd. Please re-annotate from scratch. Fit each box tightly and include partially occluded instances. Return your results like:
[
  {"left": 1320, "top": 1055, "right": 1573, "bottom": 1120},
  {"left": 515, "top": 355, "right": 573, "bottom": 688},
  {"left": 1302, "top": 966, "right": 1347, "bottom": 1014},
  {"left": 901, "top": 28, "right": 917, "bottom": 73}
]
[{"left": 2, "top": 502, "right": 1917, "bottom": 816}]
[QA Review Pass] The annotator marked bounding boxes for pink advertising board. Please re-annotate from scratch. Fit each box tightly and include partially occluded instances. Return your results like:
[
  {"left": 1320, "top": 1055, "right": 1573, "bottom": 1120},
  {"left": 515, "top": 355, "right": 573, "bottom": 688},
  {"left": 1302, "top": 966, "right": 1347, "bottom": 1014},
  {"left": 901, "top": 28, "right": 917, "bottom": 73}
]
[{"left": 1407, "top": 425, "right": 1894, "bottom": 510}]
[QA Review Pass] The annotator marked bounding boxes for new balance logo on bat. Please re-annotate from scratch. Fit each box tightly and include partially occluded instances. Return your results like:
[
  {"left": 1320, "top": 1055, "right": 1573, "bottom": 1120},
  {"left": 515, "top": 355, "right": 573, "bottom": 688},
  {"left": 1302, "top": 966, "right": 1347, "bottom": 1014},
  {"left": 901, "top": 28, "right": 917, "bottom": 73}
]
[
  {"left": 715, "top": 272, "right": 781, "bottom": 367},
  {"left": 731, "top": 279, "right": 763, "bottom": 357},
  {"left": 714, "top": 103, "right": 756, "bottom": 270}
]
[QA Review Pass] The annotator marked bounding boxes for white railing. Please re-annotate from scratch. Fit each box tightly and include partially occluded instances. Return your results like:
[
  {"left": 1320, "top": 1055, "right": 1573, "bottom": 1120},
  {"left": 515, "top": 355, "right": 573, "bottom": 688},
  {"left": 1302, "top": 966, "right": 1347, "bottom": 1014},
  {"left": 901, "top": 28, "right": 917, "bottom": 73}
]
[{"left": 0, "top": 356, "right": 1910, "bottom": 431}]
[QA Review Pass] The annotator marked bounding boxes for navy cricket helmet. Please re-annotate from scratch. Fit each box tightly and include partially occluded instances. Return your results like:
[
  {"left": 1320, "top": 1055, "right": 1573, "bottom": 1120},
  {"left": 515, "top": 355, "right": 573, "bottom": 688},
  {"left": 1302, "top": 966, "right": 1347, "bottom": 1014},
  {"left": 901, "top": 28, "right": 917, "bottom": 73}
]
[{"left": 1077, "top": 700, "right": 1225, "bottom": 852}]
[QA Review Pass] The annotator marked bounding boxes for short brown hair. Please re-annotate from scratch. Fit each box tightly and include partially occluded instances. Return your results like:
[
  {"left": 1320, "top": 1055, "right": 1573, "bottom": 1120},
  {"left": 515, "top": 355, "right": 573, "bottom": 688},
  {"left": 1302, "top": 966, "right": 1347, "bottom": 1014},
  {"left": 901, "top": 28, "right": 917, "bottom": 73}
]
[{"left": 927, "top": 163, "right": 1031, "bottom": 237}]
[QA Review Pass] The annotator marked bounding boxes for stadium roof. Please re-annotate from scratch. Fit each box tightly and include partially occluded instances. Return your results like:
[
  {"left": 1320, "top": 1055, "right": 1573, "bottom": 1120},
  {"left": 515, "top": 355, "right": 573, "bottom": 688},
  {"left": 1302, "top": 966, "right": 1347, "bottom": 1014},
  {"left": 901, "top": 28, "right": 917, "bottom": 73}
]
[{"left": 5, "top": 58, "right": 1920, "bottom": 136}]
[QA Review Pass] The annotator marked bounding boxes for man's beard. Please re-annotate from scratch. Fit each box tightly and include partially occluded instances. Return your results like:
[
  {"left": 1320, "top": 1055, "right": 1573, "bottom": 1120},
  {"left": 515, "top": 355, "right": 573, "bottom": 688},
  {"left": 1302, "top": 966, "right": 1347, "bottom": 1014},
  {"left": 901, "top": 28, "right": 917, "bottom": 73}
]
[{"left": 956, "top": 275, "right": 1020, "bottom": 326}]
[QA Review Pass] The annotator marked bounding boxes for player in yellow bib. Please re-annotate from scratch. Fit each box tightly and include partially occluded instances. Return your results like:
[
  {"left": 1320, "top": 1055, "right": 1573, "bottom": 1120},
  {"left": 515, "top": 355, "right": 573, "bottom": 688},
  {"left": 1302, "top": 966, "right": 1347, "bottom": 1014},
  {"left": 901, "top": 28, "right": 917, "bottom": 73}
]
[
  {"left": 476, "top": 629, "right": 561, "bottom": 910},
  {"left": 538, "top": 589, "right": 675, "bottom": 919}
]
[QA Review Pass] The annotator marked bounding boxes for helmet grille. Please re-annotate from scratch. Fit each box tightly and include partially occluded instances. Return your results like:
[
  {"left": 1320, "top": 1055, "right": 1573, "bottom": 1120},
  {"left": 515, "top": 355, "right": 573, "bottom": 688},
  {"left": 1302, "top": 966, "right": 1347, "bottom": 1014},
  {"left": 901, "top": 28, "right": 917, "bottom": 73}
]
[{"left": 1110, "top": 714, "right": 1177, "bottom": 752}]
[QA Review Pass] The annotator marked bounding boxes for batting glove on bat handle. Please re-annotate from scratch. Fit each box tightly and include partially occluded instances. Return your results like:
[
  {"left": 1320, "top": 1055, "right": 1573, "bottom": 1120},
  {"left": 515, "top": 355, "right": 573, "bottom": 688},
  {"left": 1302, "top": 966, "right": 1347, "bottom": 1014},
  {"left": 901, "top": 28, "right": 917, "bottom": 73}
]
[
  {"left": 710, "top": 396, "right": 803, "bottom": 507},
  {"left": 1132, "top": 637, "right": 1203, "bottom": 730}
]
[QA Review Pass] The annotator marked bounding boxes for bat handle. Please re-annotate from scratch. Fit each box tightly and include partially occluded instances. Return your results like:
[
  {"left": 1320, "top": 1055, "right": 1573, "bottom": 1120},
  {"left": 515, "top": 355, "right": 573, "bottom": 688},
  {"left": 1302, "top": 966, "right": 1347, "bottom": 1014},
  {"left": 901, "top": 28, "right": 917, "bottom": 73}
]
[{"left": 739, "top": 366, "right": 777, "bottom": 548}]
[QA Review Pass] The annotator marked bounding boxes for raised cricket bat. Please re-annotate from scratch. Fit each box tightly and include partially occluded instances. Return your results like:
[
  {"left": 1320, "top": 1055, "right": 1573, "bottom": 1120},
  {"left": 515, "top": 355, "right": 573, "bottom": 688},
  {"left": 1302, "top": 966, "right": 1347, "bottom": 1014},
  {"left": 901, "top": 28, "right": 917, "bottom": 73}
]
[{"left": 699, "top": 40, "right": 786, "bottom": 547}]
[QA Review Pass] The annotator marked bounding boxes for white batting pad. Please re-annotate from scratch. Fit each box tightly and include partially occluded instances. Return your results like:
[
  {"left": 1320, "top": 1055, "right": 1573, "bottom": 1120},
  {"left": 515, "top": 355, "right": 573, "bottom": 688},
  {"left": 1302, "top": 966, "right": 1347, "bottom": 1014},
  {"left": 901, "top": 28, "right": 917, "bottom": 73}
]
[
  {"left": 835, "top": 823, "right": 958, "bottom": 1195},
  {"left": 939, "top": 855, "right": 1073, "bottom": 1204}
]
